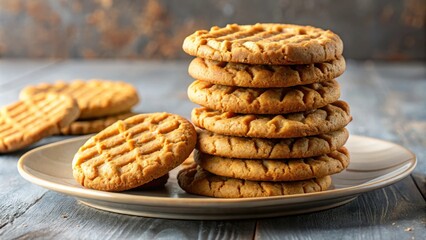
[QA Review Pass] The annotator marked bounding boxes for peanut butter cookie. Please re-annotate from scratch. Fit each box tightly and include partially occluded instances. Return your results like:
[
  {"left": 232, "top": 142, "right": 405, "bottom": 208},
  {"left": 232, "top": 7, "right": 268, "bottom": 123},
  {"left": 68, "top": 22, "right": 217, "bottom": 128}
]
[
  {"left": 178, "top": 165, "right": 331, "bottom": 198},
  {"left": 72, "top": 113, "right": 197, "bottom": 191},
  {"left": 0, "top": 93, "right": 79, "bottom": 153},
  {"left": 194, "top": 148, "right": 349, "bottom": 181},
  {"left": 183, "top": 23, "right": 343, "bottom": 64},
  {"left": 188, "top": 79, "right": 340, "bottom": 114},
  {"left": 21, "top": 80, "right": 139, "bottom": 119},
  {"left": 196, "top": 128, "right": 349, "bottom": 159},
  {"left": 192, "top": 101, "right": 351, "bottom": 138},
  {"left": 188, "top": 57, "right": 345, "bottom": 88}
]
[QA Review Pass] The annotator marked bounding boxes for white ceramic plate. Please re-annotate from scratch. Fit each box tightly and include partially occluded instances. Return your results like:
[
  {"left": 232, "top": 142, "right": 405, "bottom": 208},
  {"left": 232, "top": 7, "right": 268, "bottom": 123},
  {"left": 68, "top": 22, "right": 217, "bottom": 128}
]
[{"left": 17, "top": 135, "right": 416, "bottom": 220}]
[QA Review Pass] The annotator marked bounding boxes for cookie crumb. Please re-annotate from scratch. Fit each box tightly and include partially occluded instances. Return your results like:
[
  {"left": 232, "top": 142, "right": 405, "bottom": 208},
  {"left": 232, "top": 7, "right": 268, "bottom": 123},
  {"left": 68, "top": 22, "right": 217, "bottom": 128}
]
[{"left": 404, "top": 227, "right": 413, "bottom": 232}]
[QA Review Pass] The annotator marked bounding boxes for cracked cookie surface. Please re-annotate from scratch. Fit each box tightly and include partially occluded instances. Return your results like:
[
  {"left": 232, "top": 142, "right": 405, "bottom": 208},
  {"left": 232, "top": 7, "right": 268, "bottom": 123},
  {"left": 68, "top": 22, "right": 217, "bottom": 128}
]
[
  {"left": 188, "top": 57, "right": 345, "bottom": 88},
  {"left": 0, "top": 93, "right": 79, "bottom": 153},
  {"left": 183, "top": 23, "right": 343, "bottom": 64},
  {"left": 20, "top": 79, "right": 139, "bottom": 119},
  {"left": 177, "top": 164, "right": 332, "bottom": 198},
  {"left": 188, "top": 80, "right": 340, "bottom": 114},
  {"left": 195, "top": 148, "right": 349, "bottom": 181},
  {"left": 192, "top": 101, "right": 351, "bottom": 138},
  {"left": 72, "top": 113, "right": 196, "bottom": 192},
  {"left": 196, "top": 128, "right": 349, "bottom": 159}
]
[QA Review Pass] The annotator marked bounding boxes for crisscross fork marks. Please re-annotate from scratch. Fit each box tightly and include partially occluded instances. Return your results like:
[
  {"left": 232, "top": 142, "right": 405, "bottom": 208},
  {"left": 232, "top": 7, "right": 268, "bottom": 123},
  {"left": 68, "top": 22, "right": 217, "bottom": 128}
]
[
  {"left": 20, "top": 79, "right": 139, "bottom": 119},
  {"left": 0, "top": 94, "right": 79, "bottom": 152},
  {"left": 209, "top": 24, "right": 323, "bottom": 45}
]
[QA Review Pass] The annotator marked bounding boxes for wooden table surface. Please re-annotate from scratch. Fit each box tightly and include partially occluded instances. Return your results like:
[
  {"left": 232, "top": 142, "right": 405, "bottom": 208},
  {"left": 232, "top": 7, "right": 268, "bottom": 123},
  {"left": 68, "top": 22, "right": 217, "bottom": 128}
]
[{"left": 0, "top": 60, "right": 424, "bottom": 240}]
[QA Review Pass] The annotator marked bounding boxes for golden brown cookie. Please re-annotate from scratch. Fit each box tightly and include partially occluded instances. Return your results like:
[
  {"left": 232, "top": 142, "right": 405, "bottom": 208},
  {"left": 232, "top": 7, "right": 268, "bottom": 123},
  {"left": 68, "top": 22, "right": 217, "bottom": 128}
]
[
  {"left": 178, "top": 165, "right": 332, "bottom": 198},
  {"left": 197, "top": 128, "right": 349, "bottom": 159},
  {"left": 60, "top": 112, "right": 136, "bottom": 135},
  {"left": 20, "top": 80, "right": 139, "bottom": 119},
  {"left": 72, "top": 113, "right": 197, "bottom": 192},
  {"left": 188, "top": 57, "right": 346, "bottom": 88},
  {"left": 0, "top": 93, "right": 79, "bottom": 153},
  {"left": 188, "top": 79, "right": 340, "bottom": 114},
  {"left": 192, "top": 101, "right": 351, "bottom": 138},
  {"left": 195, "top": 148, "right": 349, "bottom": 181},
  {"left": 183, "top": 23, "right": 343, "bottom": 65}
]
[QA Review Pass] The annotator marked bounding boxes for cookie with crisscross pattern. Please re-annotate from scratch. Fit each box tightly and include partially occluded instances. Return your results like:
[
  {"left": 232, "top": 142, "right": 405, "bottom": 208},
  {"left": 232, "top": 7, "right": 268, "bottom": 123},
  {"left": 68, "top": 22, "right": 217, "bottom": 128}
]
[
  {"left": 72, "top": 113, "right": 196, "bottom": 191},
  {"left": 183, "top": 23, "right": 343, "bottom": 64},
  {"left": 0, "top": 93, "right": 79, "bottom": 153},
  {"left": 20, "top": 80, "right": 139, "bottom": 119}
]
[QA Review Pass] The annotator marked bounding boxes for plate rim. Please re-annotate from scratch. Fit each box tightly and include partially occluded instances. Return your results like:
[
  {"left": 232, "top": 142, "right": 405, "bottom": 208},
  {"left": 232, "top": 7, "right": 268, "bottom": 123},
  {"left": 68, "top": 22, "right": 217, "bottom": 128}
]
[{"left": 17, "top": 135, "right": 417, "bottom": 208}]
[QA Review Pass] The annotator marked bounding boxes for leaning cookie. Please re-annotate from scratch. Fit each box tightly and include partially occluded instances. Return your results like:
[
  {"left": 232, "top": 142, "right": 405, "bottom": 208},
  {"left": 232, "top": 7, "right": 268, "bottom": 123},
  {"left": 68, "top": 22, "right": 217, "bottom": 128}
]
[
  {"left": 20, "top": 79, "right": 139, "bottom": 119},
  {"left": 188, "top": 57, "right": 345, "bottom": 88},
  {"left": 178, "top": 165, "right": 331, "bottom": 198},
  {"left": 72, "top": 113, "right": 196, "bottom": 192},
  {"left": 194, "top": 148, "right": 349, "bottom": 181},
  {"left": 60, "top": 112, "right": 136, "bottom": 135},
  {"left": 196, "top": 128, "right": 349, "bottom": 159},
  {"left": 0, "top": 93, "right": 79, "bottom": 153}
]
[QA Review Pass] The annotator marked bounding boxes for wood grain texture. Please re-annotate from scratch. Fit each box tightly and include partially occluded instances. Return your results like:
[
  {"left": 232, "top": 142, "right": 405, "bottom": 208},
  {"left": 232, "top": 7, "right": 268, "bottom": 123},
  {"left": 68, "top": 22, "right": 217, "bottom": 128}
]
[
  {"left": 254, "top": 177, "right": 426, "bottom": 240},
  {"left": 0, "top": 60, "right": 424, "bottom": 240},
  {"left": 340, "top": 61, "right": 425, "bottom": 173},
  {"left": 0, "top": 192, "right": 256, "bottom": 239}
]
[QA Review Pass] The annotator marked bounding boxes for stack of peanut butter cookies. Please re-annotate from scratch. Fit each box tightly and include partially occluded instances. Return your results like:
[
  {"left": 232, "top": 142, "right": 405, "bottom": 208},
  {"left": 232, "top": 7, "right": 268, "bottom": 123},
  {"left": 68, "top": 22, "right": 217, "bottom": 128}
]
[{"left": 179, "top": 23, "right": 352, "bottom": 198}]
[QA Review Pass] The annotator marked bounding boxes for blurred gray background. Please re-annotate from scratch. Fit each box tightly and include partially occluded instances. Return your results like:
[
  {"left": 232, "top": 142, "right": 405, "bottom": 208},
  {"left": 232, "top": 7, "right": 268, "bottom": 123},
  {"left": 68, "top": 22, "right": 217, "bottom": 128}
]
[{"left": 0, "top": 0, "right": 424, "bottom": 60}]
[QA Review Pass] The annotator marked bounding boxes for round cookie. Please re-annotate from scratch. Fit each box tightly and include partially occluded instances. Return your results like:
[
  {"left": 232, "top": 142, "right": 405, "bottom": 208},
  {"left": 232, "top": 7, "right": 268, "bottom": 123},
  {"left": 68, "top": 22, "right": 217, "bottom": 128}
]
[
  {"left": 194, "top": 147, "right": 349, "bottom": 181},
  {"left": 183, "top": 23, "right": 343, "bottom": 65},
  {"left": 0, "top": 93, "right": 80, "bottom": 153},
  {"left": 72, "top": 113, "right": 197, "bottom": 192},
  {"left": 197, "top": 128, "right": 349, "bottom": 159},
  {"left": 188, "top": 79, "right": 340, "bottom": 114},
  {"left": 20, "top": 79, "right": 139, "bottom": 119},
  {"left": 192, "top": 100, "right": 352, "bottom": 138},
  {"left": 178, "top": 165, "right": 332, "bottom": 198},
  {"left": 60, "top": 112, "right": 136, "bottom": 135},
  {"left": 188, "top": 57, "right": 346, "bottom": 88}
]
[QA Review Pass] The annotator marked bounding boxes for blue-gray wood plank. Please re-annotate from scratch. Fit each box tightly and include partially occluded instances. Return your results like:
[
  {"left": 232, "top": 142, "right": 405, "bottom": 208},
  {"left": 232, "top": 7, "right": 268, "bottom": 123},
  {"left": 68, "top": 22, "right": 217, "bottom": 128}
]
[{"left": 0, "top": 60, "right": 424, "bottom": 240}]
